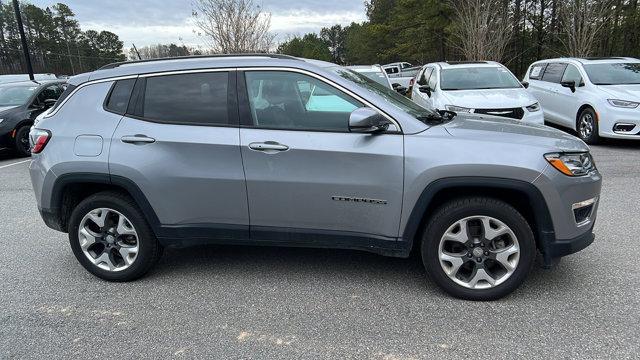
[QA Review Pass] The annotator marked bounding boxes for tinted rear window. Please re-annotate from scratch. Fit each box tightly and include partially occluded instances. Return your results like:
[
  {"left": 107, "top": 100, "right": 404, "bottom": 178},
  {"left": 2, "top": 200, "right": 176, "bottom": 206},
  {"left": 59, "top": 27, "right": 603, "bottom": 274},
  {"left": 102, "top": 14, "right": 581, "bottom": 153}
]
[
  {"left": 142, "top": 72, "right": 229, "bottom": 125},
  {"left": 105, "top": 79, "right": 135, "bottom": 114},
  {"left": 541, "top": 63, "right": 568, "bottom": 83}
]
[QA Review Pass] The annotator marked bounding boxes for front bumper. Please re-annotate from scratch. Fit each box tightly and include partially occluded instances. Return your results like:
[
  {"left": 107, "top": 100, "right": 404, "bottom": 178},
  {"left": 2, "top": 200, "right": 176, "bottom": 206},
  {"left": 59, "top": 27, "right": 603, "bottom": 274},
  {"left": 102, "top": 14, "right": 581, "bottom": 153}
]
[
  {"left": 522, "top": 109, "right": 545, "bottom": 125},
  {"left": 545, "top": 223, "right": 595, "bottom": 259},
  {"left": 598, "top": 106, "right": 640, "bottom": 139}
]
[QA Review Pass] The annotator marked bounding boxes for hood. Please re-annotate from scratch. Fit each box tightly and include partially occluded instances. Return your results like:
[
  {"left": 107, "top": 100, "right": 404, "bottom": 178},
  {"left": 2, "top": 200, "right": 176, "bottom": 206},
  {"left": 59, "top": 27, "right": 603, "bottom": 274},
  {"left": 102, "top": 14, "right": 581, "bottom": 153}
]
[
  {"left": 441, "top": 88, "right": 536, "bottom": 109},
  {"left": 0, "top": 105, "right": 19, "bottom": 114},
  {"left": 596, "top": 84, "right": 640, "bottom": 100},
  {"left": 444, "top": 113, "right": 588, "bottom": 152}
]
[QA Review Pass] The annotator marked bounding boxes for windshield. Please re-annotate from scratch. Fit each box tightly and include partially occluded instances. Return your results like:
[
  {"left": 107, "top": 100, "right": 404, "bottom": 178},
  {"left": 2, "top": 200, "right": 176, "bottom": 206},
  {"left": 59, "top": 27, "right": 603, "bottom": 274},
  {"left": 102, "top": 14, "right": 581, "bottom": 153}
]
[
  {"left": 583, "top": 63, "right": 640, "bottom": 85},
  {"left": 440, "top": 67, "right": 522, "bottom": 90},
  {"left": 0, "top": 84, "right": 37, "bottom": 106},
  {"left": 331, "top": 66, "right": 439, "bottom": 121}
]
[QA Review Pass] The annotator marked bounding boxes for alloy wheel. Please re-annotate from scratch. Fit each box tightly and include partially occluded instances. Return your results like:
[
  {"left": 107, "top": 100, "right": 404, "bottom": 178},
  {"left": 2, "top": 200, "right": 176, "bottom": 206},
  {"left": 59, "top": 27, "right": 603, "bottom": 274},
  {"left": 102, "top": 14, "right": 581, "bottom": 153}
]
[
  {"left": 579, "top": 113, "right": 594, "bottom": 139},
  {"left": 438, "top": 216, "right": 520, "bottom": 289},
  {"left": 78, "top": 208, "right": 139, "bottom": 272}
]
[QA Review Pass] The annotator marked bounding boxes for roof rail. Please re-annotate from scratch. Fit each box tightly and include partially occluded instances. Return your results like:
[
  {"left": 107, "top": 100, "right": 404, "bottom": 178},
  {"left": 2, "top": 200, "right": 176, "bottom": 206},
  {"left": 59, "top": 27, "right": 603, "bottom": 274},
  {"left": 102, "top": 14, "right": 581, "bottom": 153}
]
[
  {"left": 99, "top": 53, "right": 299, "bottom": 70},
  {"left": 445, "top": 61, "right": 489, "bottom": 65},
  {"left": 579, "top": 57, "right": 629, "bottom": 61}
]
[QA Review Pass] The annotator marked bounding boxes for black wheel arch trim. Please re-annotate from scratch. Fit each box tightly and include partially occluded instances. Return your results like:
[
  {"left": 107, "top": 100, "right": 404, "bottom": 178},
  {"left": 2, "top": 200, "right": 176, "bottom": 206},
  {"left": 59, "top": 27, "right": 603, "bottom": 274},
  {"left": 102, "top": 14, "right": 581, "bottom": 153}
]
[
  {"left": 48, "top": 173, "right": 162, "bottom": 235},
  {"left": 401, "top": 177, "right": 558, "bottom": 265}
]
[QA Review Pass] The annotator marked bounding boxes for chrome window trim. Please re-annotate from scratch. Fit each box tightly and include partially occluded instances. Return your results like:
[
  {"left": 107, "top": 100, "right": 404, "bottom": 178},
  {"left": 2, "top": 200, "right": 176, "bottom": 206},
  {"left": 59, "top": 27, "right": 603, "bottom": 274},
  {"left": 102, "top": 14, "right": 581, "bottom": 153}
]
[{"left": 44, "top": 66, "right": 402, "bottom": 132}]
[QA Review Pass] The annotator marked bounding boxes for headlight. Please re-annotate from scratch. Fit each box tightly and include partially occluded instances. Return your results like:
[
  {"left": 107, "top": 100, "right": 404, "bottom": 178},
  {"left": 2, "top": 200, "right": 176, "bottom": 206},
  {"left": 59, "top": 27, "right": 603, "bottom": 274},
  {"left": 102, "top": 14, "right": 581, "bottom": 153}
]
[
  {"left": 544, "top": 152, "right": 596, "bottom": 176},
  {"left": 445, "top": 105, "right": 472, "bottom": 113},
  {"left": 526, "top": 102, "right": 541, "bottom": 112},
  {"left": 607, "top": 99, "right": 639, "bottom": 108}
]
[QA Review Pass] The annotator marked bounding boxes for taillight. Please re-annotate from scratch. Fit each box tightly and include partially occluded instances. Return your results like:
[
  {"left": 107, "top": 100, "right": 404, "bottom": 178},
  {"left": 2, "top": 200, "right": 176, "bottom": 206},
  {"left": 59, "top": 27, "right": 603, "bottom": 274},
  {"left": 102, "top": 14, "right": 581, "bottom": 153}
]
[{"left": 30, "top": 129, "right": 51, "bottom": 154}]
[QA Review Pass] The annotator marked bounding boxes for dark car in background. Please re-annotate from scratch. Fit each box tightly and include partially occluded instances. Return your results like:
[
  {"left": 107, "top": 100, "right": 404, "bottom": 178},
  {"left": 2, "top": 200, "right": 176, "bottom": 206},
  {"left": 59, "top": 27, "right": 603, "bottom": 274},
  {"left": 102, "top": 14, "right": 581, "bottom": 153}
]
[{"left": 0, "top": 80, "right": 67, "bottom": 156}]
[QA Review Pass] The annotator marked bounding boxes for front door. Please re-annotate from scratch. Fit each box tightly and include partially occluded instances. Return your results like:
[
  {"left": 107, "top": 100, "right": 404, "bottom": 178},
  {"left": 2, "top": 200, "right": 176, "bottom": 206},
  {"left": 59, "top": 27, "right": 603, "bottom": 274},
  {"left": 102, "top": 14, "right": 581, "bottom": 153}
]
[{"left": 237, "top": 70, "right": 404, "bottom": 243}]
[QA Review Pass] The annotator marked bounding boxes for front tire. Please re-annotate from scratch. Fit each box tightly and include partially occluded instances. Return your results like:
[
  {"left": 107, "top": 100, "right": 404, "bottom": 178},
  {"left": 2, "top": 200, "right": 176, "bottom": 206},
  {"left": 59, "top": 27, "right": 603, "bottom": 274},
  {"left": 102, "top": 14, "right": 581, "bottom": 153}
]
[
  {"left": 421, "top": 197, "right": 535, "bottom": 300},
  {"left": 577, "top": 107, "right": 599, "bottom": 144},
  {"left": 14, "top": 125, "right": 32, "bottom": 157},
  {"left": 68, "top": 191, "right": 162, "bottom": 281}
]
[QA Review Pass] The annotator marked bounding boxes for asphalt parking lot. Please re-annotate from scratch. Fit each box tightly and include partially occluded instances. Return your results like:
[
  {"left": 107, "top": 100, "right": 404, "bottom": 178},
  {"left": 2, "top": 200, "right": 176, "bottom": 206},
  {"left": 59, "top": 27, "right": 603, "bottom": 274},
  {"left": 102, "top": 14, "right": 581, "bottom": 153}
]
[{"left": 1, "top": 142, "right": 639, "bottom": 360}]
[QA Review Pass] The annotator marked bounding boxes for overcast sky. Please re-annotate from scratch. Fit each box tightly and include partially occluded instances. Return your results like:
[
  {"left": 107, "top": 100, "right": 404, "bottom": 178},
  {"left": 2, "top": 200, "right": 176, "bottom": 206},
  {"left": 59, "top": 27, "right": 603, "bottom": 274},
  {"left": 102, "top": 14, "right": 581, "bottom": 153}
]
[{"left": 29, "top": 0, "right": 366, "bottom": 50}]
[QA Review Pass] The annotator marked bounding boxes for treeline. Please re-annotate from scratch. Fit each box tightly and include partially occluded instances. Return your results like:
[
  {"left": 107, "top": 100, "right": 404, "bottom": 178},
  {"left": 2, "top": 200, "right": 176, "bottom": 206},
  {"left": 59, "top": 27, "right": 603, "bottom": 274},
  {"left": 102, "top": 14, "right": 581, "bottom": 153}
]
[
  {"left": 278, "top": 0, "right": 640, "bottom": 77},
  {"left": 127, "top": 43, "right": 204, "bottom": 60},
  {"left": 0, "top": 1, "right": 125, "bottom": 75}
]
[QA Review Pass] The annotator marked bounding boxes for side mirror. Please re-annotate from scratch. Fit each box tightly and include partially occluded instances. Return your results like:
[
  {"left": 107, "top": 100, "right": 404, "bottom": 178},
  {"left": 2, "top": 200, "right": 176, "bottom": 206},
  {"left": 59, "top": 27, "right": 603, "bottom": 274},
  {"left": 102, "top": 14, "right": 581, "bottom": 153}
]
[
  {"left": 418, "top": 85, "right": 432, "bottom": 97},
  {"left": 349, "top": 108, "right": 390, "bottom": 133},
  {"left": 392, "top": 83, "right": 401, "bottom": 89},
  {"left": 560, "top": 80, "right": 576, "bottom": 93},
  {"left": 521, "top": 81, "right": 529, "bottom": 89}
]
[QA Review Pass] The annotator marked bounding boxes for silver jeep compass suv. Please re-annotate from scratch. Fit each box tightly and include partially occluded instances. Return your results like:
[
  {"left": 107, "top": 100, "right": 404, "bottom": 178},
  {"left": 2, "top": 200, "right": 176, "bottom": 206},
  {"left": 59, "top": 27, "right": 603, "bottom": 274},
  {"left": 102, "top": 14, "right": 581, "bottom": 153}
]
[{"left": 29, "top": 55, "right": 601, "bottom": 300}]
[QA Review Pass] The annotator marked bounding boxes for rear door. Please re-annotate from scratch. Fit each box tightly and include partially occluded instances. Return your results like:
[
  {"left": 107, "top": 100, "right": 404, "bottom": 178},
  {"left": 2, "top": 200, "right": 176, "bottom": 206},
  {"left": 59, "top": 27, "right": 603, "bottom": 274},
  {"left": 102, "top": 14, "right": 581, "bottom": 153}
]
[
  {"left": 109, "top": 70, "right": 250, "bottom": 240},
  {"left": 538, "top": 63, "right": 568, "bottom": 124},
  {"left": 237, "top": 69, "right": 404, "bottom": 243}
]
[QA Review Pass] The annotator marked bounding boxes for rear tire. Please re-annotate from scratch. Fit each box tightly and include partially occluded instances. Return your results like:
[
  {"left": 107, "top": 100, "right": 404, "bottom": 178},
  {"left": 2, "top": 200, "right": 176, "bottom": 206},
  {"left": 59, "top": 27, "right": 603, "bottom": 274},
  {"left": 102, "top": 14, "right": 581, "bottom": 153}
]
[
  {"left": 577, "top": 107, "right": 599, "bottom": 144},
  {"left": 68, "top": 191, "right": 162, "bottom": 281},
  {"left": 13, "top": 125, "right": 31, "bottom": 157},
  {"left": 421, "top": 197, "right": 535, "bottom": 301}
]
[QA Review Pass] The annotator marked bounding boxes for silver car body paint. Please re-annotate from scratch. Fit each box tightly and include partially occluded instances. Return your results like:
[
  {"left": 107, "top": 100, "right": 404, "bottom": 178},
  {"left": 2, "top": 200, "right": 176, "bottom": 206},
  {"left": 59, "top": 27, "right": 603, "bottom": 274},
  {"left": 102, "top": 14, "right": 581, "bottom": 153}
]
[{"left": 29, "top": 56, "right": 601, "bottom": 257}]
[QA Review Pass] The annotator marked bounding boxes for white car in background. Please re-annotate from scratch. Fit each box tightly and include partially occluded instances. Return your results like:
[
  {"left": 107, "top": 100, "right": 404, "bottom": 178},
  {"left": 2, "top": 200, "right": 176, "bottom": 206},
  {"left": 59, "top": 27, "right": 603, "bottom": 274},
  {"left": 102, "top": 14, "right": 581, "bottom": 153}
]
[
  {"left": 346, "top": 65, "right": 394, "bottom": 89},
  {"left": 524, "top": 57, "right": 640, "bottom": 144},
  {"left": 411, "top": 61, "right": 544, "bottom": 124}
]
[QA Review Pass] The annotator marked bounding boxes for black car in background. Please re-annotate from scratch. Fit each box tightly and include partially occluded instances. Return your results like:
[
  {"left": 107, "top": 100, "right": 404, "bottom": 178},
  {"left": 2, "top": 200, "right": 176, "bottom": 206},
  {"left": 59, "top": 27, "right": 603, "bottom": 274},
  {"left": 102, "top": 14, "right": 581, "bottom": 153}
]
[{"left": 0, "top": 80, "right": 67, "bottom": 156}]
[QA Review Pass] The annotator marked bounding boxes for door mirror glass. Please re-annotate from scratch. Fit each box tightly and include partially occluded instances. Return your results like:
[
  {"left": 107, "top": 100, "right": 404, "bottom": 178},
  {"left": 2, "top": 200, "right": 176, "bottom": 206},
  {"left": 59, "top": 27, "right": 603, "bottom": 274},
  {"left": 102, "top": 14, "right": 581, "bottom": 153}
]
[
  {"left": 521, "top": 81, "right": 529, "bottom": 89},
  {"left": 348, "top": 107, "right": 390, "bottom": 133}
]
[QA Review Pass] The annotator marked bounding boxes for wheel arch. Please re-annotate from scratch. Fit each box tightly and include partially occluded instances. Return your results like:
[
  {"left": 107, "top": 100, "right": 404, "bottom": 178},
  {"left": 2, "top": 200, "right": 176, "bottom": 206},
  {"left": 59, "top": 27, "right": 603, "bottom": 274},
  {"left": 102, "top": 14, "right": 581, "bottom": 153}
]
[
  {"left": 49, "top": 173, "right": 160, "bottom": 235},
  {"left": 402, "top": 177, "right": 556, "bottom": 260},
  {"left": 575, "top": 104, "right": 597, "bottom": 131}
]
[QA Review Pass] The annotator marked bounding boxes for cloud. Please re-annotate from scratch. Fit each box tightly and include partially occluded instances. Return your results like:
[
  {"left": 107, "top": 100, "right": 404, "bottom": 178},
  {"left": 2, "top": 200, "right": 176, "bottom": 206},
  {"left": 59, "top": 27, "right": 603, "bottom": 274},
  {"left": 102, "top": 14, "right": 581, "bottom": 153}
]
[{"left": 29, "top": 0, "right": 367, "bottom": 47}]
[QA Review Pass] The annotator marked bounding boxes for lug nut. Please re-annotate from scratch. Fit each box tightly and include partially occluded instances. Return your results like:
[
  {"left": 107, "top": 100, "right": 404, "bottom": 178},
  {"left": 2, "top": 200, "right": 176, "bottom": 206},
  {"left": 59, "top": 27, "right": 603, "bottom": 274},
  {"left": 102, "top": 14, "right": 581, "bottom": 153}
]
[
  {"left": 480, "top": 243, "right": 484, "bottom": 247},
  {"left": 477, "top": 258, "right": 482, "bottom": 262},
  {"left": 484, "top": 251, "right": 489, "bottom": 256},
  {"left": 468, "top": 253, "right": 472, "bottom": 257}
]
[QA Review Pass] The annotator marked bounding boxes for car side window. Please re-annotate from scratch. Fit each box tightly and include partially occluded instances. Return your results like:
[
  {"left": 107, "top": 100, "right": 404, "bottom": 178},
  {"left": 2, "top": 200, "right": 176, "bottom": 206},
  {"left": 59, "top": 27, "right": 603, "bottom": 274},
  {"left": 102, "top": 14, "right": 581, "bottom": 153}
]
[
  {"left": 427, "top": 69, "right": 438, "bottom": 89},
  {"left": 561, "top": 64, "right": 583, "bottom": 85},
  {"left": 541, "top": 63, "right": 568, "bottom": 83},
  {"left": 105, "top": 79, "right": 136, "bottom": 114},
  {"left": 244, "top": 71, "right": 363, "bottom": 132},
  {"left": 141, "top": 72, "right": 229, "bottom": 125},
  {"left": 529, "top": 64, "right": 547, "bottom": 80},
  {"left": 418, "top": 68, "right": 433, "bottom": 86}
]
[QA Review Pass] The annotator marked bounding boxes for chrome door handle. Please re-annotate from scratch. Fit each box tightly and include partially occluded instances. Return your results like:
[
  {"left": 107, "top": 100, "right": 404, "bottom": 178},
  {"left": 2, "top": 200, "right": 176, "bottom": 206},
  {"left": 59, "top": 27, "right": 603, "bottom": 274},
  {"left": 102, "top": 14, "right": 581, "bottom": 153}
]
[
  {"left": 248, "top": 141, "right": 289, "bottom": 152},
  {"left": 121, "top": 135, "right": 156, "bottom": 144}
]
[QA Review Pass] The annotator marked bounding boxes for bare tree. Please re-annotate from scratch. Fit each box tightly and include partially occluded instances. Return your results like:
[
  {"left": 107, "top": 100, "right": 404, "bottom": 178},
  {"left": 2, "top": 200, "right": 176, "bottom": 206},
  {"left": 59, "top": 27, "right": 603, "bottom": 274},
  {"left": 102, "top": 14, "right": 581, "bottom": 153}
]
[
  {"left": 192, "top": 0, "right": 275, "bottom": 53},
  {"left": 556, "top": 0, "right": 614, "bottom": 57},
  {"left": 448, "top": 0, "right": 513, "bottom": 62}
]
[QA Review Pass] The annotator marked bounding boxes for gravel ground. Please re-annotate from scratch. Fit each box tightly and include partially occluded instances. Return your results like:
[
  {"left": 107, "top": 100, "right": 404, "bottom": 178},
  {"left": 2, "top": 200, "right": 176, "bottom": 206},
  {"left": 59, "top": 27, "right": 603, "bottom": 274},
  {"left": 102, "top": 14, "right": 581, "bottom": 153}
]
[{"left": 0, "top": 142, "right": 639, "bottom": 359}]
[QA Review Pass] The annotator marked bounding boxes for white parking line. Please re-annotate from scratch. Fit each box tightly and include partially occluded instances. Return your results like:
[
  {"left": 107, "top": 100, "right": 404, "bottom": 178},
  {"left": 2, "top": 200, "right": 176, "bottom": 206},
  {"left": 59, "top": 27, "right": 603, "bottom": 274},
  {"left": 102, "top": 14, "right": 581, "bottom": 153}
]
[{"left": 0, "top": 159, "right": 30, "bottom": 170}]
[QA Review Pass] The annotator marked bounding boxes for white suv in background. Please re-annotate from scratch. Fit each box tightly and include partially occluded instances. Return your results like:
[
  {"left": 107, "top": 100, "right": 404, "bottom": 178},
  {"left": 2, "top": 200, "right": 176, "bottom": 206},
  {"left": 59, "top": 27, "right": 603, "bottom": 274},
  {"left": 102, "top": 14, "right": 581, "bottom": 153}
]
[
  {"left": 411, "top": 61, "right": 543, "bottom": 124},
  {"left": 524, "top": 57, "right": 640, "bottom": 144}
]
